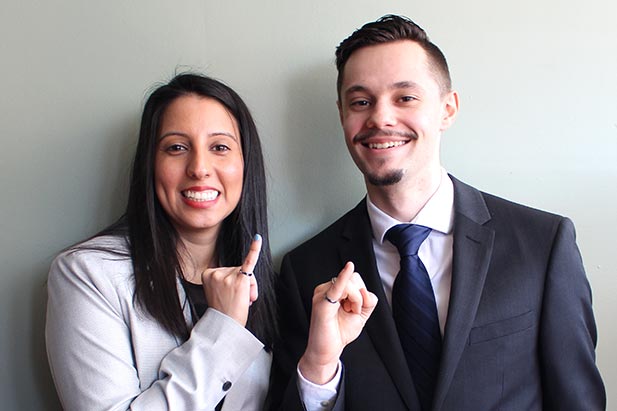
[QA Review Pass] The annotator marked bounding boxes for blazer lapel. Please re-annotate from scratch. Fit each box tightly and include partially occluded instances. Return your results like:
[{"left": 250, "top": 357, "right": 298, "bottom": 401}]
[
  {"left": 339, "top": 200, "right": 419, "bottom": 410},
  {"left": 433, "top": 177, "right": 495, "bottom": 411}
]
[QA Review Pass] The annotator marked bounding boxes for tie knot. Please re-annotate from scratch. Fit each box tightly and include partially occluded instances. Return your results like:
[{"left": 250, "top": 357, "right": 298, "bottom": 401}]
[{"left": 386, "top": 224, "right": 431, "bottom": 257}]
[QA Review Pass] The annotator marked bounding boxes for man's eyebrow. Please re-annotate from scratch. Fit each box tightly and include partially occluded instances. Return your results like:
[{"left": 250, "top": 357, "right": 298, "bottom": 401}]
[
  {"left": 391, "top": 81, "right": 421, "bottom": 90},
  {"left": 344, "top": 85, "right": 368, "bottom": 96}
]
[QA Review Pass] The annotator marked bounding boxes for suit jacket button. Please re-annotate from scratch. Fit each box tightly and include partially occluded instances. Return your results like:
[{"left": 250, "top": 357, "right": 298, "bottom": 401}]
[{"left": 222, "top": 381, "right": 232, "bottom": 391}]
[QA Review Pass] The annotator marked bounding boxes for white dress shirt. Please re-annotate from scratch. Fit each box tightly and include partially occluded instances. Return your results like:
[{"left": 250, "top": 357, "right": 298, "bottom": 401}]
[
  {"left": 298, "top": 169, "right": 455, "bottom": 411},
  {"left": 368, "top": 168, "right": 454, "bottom": 334}
]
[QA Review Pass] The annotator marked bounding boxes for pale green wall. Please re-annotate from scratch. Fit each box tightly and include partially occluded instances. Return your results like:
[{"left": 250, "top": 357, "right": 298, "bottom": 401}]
[{"left": 1, "top": 1, "right": 615, "bottom": 409}]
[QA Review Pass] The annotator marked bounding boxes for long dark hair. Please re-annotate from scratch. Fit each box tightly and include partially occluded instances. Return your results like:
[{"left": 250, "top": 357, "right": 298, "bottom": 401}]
[{"left": 97, "top": 74, "right": 277, "bottom": 346}]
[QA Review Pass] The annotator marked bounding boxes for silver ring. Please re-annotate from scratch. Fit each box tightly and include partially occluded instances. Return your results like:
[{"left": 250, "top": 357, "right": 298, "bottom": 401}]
[
  {"left": 331, "top": 277, "right": 337, "bottom": 285},
  {"left": 324, "top": 293, "right": 338, "bottom": 304},
  {"left": 239, "top": 270, "right": 253, "bottom": 277}
]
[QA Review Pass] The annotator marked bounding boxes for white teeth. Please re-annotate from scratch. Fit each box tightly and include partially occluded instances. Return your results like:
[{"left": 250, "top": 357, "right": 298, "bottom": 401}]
[
  {"left": 183, "top": 190, "right": 219, "bottom": 201},
  {"left": 367, "top": 141, "right": 406, "bottom": 149}
]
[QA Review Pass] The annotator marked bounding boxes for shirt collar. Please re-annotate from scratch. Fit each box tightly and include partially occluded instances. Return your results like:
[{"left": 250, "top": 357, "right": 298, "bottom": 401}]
[{"left": 367, "top": 168, "right": 455, "bottom": 244}]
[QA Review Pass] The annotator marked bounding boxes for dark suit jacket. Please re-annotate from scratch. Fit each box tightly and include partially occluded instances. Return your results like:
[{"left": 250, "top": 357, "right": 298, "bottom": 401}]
[{"left": 268, "top": 176, "right": 605, "bottom": 411}]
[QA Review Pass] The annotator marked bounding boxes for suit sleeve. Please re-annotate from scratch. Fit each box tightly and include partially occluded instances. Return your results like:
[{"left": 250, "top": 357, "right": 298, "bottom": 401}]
[
  {"left": 45, "top": 250, "right": 265, "bottom": 411},
  {"left": 267, "top": 254, "right": 346, "bottom": 411},
  {"left": 267, "top": 253, "right": 311, "bottom": 410},
  {"left": 539, "top": 217, "right": 606, "bottom": 410}
]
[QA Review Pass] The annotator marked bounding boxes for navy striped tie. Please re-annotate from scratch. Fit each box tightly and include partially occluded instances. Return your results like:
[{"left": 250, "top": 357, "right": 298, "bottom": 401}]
[{"left": 386, "top": 224, "right": 441, "bottom": 411}]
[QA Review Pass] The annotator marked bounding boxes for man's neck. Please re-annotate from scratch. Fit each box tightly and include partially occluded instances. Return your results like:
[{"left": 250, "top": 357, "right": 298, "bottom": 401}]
[{"left": 366, "top": 167, "right": 442, "bottom": 222}]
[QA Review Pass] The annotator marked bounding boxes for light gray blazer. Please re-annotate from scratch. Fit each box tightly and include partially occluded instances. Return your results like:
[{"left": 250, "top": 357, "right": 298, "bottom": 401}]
[{"left": 46, "top": 235, "right": 271, "bottom": 411}]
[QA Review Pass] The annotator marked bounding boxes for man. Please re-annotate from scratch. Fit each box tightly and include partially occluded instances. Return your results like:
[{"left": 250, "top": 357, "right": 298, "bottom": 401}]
[{"left": 268, "top": 15, "right": 605, "bottom": 411}]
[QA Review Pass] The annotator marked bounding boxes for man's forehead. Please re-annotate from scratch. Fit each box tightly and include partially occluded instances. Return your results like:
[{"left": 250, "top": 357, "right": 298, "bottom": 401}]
[
  {"left": 343, "top": 41, "right": 427, "bottom": 73},
  {"left": 339, "top": 42, "right": 442, "bottom": 98},
  {"left": 342, "top": 80, "right": 424, "bottom": 97}
]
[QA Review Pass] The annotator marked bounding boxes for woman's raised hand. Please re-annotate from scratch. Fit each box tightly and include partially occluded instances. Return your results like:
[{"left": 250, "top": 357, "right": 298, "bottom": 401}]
[{"left": 201, "top": 234, "right": 262, "bottom": 326}]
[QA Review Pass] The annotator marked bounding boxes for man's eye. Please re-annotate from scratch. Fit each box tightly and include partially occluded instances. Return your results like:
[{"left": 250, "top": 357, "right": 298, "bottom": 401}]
[
  {"left": 400, "top": 96, "right": 417, "bottom": 102},
  {"left": 351, "top": 100, "right": 370, "bottom": 107}
]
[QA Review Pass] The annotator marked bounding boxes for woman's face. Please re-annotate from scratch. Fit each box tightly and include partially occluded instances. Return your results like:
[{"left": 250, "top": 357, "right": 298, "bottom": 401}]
[{"left": 154, "top": 95, "right": 244, "bottom": 240}]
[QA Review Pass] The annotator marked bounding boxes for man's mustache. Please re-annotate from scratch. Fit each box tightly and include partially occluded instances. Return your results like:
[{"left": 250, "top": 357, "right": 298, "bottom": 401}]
[{"left": 353, "top": 129, "right": 418, "bottom": 144}]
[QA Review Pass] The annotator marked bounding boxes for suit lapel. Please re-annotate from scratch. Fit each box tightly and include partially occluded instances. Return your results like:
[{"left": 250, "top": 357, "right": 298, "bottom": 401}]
[
  {"left": 339, "top": 200, "right": 419, "bottom": 410},
  {"left": 433, "top": 177, "right": 495, "bottom": 410}
]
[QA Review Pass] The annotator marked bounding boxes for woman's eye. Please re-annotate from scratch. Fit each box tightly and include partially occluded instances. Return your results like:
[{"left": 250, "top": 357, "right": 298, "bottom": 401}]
[
  {"left": 165, "top": 144, "right": 187, "bottom": 152},
  {"left": 212, "top": 144, "right": 230, "bottom": 152}
]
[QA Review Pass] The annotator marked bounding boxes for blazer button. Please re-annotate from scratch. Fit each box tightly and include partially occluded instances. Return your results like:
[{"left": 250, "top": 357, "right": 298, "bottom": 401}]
[{"left": 222, "top": 381, "right": 232, "bottom": 391}]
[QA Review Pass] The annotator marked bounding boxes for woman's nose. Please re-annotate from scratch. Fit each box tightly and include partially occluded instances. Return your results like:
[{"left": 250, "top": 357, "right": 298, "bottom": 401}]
[{"left": 186, "top": 151, "right": 209, "bottom": 179}]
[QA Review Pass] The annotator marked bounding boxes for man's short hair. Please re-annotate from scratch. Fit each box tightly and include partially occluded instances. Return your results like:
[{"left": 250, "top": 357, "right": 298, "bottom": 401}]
[{"left": 335, "top": 15, "right": 452, "bottom": 97}]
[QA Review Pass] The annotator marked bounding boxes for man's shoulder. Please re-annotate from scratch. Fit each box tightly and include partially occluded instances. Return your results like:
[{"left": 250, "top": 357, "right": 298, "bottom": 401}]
[
  {"left": 480, "top": 190, "right": 565, "bottom": 233},
  {"left": 452, "top": 175, "right": 564, "bottom": 225}
]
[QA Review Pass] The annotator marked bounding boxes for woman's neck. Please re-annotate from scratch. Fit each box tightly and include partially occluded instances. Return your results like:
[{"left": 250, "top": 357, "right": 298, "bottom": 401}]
[{"left": 176, "top": 228, "right": 220, "bottom": 284}]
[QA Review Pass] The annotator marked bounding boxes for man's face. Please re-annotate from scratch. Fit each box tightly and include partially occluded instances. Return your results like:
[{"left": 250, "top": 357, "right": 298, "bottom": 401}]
[{"left": 337, "top": 40, "right": 458, "bottom": 188}]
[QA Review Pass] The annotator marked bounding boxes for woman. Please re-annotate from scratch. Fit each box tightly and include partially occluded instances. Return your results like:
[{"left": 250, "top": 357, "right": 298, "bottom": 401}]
[{"left": 45, "top": 73, "right": 277, "bottom": 410}]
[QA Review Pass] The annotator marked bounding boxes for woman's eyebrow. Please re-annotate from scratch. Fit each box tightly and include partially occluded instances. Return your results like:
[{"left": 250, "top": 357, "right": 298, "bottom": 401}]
[{"left": 158, "top": 131, "right": 237, "bottom": 141}]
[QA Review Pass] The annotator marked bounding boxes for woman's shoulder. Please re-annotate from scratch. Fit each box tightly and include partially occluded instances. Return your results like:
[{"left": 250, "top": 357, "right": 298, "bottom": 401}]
[
  {"left": 49, "top": 234, "right": 134, "bottom": 290},
  {"left": 57, "top": 235, "right": 130, "bottom": 264},
  {"left": 74, "top": 234, "right": 130, "bottom": 252}
]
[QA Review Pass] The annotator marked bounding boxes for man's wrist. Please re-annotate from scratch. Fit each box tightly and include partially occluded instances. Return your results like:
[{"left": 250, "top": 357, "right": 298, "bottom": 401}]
[
  {"left": 297, "top": 361, "right": 341, "bottom": 411},
  {"left": 298, "top": 354, "right": 340, "bottom": 385}
]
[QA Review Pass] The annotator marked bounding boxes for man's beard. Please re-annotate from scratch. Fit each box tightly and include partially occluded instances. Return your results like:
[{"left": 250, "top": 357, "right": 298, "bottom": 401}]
[
  {"left": 366, "top": 169, "right": 404, "bottom": 186},
  {"left": 352, "top": 128, "right": 415, "bottom": 187}
]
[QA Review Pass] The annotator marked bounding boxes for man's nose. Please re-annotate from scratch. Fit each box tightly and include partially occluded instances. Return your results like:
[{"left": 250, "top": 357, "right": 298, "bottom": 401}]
[{"left": 366, "top": 100, "right": 397, "bottom": 128}]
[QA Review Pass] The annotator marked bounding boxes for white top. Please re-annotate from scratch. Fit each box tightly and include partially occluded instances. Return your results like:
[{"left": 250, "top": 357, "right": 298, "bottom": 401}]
[{"left": 45, "top": 235, "right": 271, "bottom": 411}]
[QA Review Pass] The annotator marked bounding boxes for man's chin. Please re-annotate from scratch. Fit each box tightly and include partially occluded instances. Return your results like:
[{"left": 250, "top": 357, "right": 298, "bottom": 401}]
[{"left": 366, "top": 170, "right": 403, "bottom": 187}]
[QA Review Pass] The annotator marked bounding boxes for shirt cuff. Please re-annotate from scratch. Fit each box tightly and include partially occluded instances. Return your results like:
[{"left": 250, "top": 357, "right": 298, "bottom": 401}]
[{"left": 296, "top": 361, "right": 341, "bottom": 411}]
